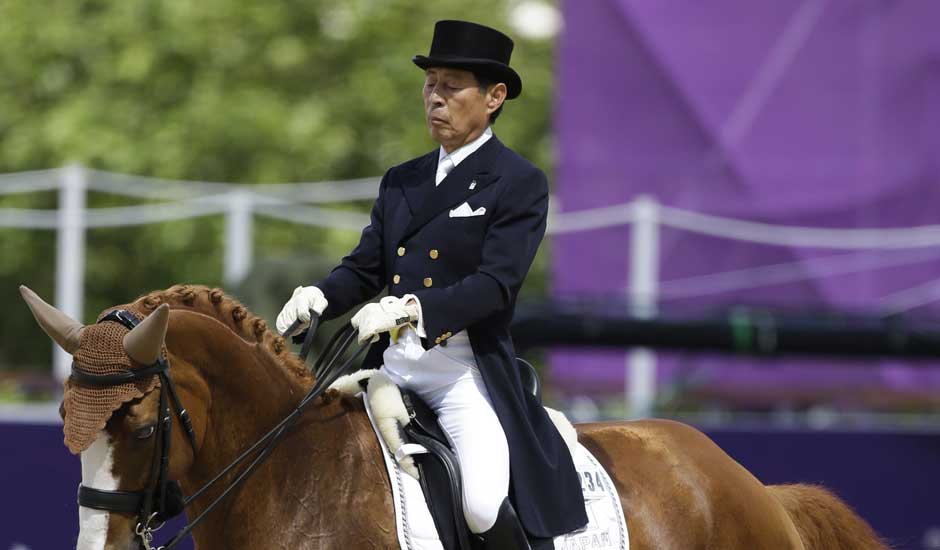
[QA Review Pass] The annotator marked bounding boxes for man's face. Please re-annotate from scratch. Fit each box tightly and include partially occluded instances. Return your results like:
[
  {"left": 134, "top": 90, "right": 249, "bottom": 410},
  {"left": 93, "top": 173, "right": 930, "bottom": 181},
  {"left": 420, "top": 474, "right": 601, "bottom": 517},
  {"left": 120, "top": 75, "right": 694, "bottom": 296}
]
[{"left": 423, "top": 67, "right": 505, "bottom": 152}]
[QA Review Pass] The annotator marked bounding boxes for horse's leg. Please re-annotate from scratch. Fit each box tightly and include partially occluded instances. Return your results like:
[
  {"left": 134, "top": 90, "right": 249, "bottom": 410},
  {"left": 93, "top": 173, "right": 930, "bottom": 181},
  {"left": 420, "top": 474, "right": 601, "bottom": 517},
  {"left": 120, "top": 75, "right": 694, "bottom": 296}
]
[{"left": 578, "top": 419, "right": 805, "bottom": 550}]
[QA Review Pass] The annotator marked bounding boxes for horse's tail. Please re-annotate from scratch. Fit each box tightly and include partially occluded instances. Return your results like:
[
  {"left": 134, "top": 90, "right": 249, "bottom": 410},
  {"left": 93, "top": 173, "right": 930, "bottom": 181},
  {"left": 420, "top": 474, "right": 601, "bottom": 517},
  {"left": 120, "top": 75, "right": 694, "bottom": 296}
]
[{"left": 768, "top": 483, "right": 889, "bottom": 550}]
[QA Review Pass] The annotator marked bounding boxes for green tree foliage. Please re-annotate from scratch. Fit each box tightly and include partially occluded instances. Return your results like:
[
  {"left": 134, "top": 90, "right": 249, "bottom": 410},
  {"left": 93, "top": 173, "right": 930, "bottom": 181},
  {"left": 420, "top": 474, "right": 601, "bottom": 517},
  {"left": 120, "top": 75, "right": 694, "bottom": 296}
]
[{"left": 0, "top": 0, "right": 556, "bottom": 376}]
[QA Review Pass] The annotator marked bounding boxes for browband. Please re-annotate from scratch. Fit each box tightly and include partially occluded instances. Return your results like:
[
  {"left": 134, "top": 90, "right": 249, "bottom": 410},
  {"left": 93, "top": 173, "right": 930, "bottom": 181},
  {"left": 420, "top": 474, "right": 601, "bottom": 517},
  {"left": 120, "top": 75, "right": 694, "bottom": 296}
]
[
  {"left": 70, "top": 360, "right": 168, "bottom": 387},
  {"left": 69, "top": 308, "right": 166, "bottom": 387}
]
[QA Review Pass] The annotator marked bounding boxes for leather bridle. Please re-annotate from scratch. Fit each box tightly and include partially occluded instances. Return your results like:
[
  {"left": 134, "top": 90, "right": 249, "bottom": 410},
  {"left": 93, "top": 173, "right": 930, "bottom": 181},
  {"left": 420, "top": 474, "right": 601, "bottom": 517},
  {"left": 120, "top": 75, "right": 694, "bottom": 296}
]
[
  {"left": 72, "top": 309, "right": 366, "bottom": 550},
  {"left": 74, "top": 309, "right": 196, "bottom": 549}
]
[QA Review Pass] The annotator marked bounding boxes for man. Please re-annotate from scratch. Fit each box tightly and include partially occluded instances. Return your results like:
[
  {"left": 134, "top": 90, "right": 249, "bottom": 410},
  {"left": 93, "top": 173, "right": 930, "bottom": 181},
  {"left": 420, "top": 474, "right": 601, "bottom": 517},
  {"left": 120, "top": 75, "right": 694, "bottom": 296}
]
[{"left": 277, "top": 20, "right": 587, "bottom": 549}]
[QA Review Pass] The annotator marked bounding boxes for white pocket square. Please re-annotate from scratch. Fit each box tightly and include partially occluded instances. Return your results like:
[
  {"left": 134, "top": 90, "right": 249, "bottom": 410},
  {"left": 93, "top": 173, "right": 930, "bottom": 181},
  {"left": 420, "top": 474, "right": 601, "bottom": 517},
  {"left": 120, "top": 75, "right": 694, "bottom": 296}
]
[{"left": 449, "top": 202, "right": 486, "bottom": 218}]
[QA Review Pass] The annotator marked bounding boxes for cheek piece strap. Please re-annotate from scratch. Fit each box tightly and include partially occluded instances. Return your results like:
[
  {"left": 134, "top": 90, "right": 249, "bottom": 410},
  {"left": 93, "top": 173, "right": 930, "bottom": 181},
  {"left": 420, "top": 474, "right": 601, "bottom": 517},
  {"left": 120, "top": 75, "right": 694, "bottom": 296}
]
[{"left": 73, "top": 310, "right": 195, "bottom": 549}]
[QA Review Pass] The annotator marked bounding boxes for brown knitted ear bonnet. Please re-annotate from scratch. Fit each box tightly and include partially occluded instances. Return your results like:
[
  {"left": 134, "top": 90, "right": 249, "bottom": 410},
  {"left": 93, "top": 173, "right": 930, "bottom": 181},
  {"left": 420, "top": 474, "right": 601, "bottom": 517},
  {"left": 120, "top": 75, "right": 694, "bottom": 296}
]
[{"left": 62, "top": 307, "right": 160, "bottom": 454}]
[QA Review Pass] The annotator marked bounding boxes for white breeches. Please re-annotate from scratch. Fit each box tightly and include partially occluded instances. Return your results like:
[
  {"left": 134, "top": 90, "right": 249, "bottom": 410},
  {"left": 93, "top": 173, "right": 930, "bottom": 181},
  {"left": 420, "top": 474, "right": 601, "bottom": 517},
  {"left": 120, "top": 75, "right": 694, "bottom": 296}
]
[{"left": 382, "top": 328, "right": 510, "bottom": 534}]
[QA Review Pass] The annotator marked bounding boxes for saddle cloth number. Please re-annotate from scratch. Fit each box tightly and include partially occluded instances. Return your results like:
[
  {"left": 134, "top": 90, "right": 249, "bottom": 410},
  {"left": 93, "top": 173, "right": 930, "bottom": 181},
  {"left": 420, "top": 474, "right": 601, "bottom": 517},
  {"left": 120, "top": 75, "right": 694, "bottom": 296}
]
[{"left": 579, "top": 468, "right": 607, "bottom": 499}]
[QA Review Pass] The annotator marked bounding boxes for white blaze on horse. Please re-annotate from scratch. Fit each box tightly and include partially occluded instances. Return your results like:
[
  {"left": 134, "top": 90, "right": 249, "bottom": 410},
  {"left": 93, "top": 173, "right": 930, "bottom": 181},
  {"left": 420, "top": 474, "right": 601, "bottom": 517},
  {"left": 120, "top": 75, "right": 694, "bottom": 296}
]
[
  {"left": 78, "top": 433, "right": 119, "bottom": 549},
  {"left": 22, "top": 284, "right": 887, "bottom": 550}
]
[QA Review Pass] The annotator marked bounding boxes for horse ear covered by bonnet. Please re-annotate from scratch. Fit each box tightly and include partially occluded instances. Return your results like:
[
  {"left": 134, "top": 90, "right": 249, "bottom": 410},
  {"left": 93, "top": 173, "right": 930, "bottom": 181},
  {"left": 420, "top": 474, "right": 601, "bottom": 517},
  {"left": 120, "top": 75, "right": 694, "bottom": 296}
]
[{"left": 20, "top": 285, "right": 166, "bottom": 454}]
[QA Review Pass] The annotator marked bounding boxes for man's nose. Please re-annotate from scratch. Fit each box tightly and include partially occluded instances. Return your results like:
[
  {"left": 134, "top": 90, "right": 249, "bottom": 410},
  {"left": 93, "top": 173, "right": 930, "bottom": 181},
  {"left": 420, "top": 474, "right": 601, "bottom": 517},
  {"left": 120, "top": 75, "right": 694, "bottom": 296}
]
[{"left": 428, "top": 90, "right": 445, "bottom": 108}]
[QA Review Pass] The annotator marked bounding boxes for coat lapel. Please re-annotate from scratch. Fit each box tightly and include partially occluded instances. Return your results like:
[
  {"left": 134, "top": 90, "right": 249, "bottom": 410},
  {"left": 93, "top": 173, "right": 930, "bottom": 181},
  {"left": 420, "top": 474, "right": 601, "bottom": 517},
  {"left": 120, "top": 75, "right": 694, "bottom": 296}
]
[
  {"left": 400, "top": 136, "right": 504, "bottom": 240},
  {"left": 400, "top": 150, "right": 437, "bottom": 216}
]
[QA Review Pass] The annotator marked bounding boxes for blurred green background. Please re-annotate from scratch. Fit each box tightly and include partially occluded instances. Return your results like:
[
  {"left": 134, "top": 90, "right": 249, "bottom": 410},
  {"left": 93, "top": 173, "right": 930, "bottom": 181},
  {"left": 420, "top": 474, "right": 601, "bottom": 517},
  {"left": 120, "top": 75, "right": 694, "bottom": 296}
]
[{"left": 0, "top": 0, "right": 557, "bottom": 385}]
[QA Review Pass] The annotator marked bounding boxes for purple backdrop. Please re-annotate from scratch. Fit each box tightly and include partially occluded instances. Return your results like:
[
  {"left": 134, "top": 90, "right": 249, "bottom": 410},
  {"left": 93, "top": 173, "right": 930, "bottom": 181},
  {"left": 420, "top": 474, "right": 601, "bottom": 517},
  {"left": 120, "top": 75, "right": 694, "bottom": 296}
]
[
  {"left": 3, "top": 422, "right": 936, "bottom": 549},
  {"left": 552, "top": 0, "right": 940, "bottom": 399},
  {"left": 0, "top": 422, "right": 194, "bottom": 550}
]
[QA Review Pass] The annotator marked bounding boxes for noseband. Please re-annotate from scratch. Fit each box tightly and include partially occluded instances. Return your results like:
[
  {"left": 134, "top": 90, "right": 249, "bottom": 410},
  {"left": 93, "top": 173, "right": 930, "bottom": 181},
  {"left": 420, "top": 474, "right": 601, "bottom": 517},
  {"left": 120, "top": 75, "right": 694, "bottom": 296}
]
[
  {"left": 73, "top": 309, "right": 197, "bottom": 549},
  {"left": 71, "top": 309, "right": 367, "bottom": 549}
]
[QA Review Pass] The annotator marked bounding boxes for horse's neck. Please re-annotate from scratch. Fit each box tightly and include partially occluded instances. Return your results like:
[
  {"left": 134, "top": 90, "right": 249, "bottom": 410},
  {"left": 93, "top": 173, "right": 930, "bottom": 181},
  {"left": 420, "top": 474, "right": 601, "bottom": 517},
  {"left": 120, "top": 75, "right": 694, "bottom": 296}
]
[{"left": 167, "top": 318, "right": 393, "bottom": 548}]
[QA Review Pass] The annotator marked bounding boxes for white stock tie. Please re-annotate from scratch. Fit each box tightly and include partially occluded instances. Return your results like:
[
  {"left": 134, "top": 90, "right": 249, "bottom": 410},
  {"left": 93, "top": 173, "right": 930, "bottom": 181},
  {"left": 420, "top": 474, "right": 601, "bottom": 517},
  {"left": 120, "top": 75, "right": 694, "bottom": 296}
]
[{"left": 436, "top": 155, "right": 454, "bottom": 186}]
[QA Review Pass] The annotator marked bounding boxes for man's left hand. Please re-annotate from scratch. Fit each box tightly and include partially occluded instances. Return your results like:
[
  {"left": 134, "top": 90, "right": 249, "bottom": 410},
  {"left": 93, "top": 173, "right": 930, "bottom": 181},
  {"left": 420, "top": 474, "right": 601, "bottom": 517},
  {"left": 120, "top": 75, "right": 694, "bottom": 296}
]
[{"left": 351, "top": 296, "right": 419, "bottom": 345}]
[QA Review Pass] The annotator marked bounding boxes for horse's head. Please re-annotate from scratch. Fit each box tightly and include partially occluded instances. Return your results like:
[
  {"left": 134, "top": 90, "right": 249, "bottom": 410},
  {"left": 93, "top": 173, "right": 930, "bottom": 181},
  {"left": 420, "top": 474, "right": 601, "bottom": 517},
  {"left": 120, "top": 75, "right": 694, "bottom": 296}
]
[{"left": 21, "top": 286, "right": 206, "bottom": 550}]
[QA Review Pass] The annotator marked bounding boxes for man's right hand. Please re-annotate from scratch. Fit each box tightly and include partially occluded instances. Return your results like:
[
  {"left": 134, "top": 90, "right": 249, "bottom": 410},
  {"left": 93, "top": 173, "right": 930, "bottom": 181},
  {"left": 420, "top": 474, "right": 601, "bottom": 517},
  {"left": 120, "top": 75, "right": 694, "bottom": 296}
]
[{"left": 276, "top": 286, "right": 328, "bottom": 336}]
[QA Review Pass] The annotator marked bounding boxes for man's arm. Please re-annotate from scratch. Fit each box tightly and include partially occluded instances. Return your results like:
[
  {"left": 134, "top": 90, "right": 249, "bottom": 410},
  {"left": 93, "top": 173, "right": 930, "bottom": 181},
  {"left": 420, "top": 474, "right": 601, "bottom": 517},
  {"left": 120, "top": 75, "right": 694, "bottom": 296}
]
[
  {"left": 315, "top": 172, "right": 389, "bottom": 320},
  {"left": 411, "top": 168, "right": 548, "bottom": 343}
]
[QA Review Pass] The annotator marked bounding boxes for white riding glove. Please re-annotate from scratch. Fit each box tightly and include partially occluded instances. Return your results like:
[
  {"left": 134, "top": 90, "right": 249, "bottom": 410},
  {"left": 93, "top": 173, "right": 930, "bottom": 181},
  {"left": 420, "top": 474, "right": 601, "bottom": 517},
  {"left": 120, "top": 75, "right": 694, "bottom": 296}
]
[
  {"left": 276, "top": 286, "right": 328, "bottom": 336},
  {"left": 351, "top": 295, "right": 420, "bottom": 345}
]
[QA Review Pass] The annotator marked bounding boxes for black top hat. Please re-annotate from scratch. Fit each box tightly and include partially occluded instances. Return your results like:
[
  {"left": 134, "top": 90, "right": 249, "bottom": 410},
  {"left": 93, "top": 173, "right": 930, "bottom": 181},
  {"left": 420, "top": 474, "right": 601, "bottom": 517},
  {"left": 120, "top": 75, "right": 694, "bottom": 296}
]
[{"left": 413, "top": 20, "right": 522, "bottom": 100}]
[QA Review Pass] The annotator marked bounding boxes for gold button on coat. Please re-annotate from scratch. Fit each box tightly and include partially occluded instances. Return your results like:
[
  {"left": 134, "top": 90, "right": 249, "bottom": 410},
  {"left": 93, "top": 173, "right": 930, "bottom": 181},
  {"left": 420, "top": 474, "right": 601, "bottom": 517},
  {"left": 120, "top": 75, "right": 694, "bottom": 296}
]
[
  {"left": 397, "top": 247, "right": 406, "bottom": 257},
  {"left": 429, "top": 249, "right": 439, "bottom": 260},
  {"left": 423, "top": 277, "right": 433, "bottom": 287},
  {"left": 393, "top": 274, "right": 401, "bottom": 284}
]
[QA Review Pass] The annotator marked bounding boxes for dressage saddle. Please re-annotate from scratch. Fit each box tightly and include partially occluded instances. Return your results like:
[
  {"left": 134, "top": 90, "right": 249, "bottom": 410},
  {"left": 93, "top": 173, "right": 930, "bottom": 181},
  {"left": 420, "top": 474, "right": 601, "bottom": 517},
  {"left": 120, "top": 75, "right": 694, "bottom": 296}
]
[{"left": 398, "top": 358, "right": 541, "bottom": 550}]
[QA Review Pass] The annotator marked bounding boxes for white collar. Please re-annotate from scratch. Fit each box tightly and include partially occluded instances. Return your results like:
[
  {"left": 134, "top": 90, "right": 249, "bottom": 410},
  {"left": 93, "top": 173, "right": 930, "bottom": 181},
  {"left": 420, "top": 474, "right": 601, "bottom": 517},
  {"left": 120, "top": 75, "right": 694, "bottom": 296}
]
[{"left": 438, "top": 126, "right": 493, "bottom": 169}]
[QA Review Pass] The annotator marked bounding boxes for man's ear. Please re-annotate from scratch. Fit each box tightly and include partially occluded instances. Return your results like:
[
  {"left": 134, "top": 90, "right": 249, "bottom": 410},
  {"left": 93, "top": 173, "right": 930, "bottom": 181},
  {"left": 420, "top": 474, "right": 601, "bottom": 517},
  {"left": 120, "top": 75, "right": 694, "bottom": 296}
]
[{"left": 486, "top": 83, "right": 507, "bottom": 114}]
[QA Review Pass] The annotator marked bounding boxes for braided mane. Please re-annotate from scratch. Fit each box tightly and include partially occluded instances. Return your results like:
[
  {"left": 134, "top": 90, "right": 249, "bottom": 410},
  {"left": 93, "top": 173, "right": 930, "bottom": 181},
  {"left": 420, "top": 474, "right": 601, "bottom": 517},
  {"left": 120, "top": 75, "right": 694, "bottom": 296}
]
[{"left": 128, "top": 284, "right": 312, "bottom": 382}]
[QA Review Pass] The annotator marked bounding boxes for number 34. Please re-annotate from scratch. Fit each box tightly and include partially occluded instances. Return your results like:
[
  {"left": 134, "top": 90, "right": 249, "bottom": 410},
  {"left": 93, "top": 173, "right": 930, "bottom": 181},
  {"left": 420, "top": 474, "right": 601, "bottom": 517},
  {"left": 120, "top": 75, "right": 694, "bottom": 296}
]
[{"left": 580, "top": 470, "right": 603, "bottom": 491}]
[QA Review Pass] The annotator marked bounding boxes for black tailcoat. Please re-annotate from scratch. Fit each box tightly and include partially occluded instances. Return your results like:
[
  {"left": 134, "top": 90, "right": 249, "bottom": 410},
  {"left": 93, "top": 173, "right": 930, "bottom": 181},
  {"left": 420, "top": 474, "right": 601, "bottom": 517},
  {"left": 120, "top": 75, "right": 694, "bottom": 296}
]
[{"left": 316, "top": 136, "right": 588, "bottom": 537}]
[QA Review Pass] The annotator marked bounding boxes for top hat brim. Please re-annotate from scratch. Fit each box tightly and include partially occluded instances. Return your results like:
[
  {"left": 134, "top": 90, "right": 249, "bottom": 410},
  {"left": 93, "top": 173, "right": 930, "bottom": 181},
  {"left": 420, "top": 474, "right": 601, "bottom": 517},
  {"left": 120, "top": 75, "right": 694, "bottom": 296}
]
[{"left": 413, "top": 54, "right": 522, "bottom": 100}]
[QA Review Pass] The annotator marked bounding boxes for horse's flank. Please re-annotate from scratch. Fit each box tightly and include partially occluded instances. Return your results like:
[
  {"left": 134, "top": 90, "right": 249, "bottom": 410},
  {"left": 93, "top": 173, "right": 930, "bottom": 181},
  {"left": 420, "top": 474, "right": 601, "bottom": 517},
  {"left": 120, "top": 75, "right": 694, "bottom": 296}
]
[{"left": 576, "top": 420, "right": 888, "bottom": 550}]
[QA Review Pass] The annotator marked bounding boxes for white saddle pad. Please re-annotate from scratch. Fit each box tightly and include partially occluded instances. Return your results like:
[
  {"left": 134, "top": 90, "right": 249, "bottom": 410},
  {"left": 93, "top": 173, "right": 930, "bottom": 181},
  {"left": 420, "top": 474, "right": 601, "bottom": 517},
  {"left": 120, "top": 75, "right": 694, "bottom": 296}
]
[{"left": 361, "top": 393, "right": 630, "bottom": 550}]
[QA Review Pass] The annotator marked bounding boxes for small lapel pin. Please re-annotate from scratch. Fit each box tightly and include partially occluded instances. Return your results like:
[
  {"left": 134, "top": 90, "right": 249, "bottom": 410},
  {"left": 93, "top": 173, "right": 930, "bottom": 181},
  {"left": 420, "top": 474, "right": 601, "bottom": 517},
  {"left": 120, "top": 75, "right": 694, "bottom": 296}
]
[{"left": 469, "top": 179, "right": 477, "bottom": 190}]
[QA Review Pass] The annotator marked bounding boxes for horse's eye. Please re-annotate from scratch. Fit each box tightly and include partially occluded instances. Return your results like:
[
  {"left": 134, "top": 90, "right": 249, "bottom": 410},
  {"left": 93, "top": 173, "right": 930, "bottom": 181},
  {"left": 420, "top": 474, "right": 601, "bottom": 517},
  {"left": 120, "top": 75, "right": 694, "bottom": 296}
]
[{"left": 134, "top": 425, "right": 156, "bottom": 440}]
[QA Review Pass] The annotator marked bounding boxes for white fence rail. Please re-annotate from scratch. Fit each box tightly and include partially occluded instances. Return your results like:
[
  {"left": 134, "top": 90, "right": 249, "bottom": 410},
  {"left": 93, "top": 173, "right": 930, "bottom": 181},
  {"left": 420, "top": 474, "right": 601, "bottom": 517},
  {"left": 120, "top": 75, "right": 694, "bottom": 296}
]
[{"left": 4, "top": 166, "right": 940, "bottom": 417}]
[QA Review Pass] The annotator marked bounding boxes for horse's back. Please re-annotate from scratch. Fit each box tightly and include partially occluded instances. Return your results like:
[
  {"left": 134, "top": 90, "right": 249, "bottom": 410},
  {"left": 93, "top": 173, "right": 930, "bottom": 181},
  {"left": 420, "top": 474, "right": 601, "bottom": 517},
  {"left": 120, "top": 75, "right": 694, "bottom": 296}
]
[{"left": 575, "top": 419, "right": 804, "bottom": 550}]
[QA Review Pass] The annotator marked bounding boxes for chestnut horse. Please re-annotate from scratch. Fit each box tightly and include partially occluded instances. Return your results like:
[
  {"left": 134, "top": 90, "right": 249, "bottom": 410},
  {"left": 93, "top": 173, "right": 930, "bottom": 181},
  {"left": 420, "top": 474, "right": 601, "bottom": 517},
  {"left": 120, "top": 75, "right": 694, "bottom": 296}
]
[{"left": 22, "top": 285, "right": 887, "bottom": 549}]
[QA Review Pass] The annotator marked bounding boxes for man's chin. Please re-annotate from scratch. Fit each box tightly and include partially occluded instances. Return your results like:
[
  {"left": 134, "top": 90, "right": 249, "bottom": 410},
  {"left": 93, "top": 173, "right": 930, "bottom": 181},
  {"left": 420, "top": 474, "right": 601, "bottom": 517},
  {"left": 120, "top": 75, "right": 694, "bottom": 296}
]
[{"left": 429, "top": 128, "right": 453, "bottom": 143}]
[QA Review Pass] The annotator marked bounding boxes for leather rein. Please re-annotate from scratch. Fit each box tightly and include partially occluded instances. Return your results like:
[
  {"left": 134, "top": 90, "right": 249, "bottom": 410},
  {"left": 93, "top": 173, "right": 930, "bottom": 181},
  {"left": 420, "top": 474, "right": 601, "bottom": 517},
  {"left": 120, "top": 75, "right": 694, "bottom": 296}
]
[{"left": 73, "top": 309, "right": 366, "bottom": 550}]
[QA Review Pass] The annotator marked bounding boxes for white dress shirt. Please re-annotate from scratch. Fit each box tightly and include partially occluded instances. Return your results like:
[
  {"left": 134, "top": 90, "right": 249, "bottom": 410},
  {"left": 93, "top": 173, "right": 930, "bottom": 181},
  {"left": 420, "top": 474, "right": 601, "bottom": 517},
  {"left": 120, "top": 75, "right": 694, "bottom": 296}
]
[{"left": 435, "top": 126, "right": 493, "bottom": 185}]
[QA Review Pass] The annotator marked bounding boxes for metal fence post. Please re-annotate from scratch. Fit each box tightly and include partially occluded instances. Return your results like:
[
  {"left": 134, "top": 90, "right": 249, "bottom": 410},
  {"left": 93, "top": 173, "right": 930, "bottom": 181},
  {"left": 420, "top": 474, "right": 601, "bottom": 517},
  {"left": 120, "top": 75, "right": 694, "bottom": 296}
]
[
  {"left": 224, "top": 190, "right": 254, "bottom": 286},
  {"left": 627, "top": 195, "right": 660, "bottom": 418},
  {"left": 54, "top": 164, "right": 87, "bottom": 383}
]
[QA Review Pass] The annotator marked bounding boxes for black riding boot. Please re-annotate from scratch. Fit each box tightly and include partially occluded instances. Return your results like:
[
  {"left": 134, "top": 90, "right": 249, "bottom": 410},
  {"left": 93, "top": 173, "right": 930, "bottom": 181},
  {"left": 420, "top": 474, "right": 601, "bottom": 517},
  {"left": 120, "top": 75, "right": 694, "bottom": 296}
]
[{"left": 477, "top": 498, "right": 532, "bottom": 550}]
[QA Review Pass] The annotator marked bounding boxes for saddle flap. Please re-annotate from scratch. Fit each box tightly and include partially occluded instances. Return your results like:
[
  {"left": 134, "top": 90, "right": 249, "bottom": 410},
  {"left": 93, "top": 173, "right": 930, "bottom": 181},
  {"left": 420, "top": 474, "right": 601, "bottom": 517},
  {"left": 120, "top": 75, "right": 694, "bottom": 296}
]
[
  {"left": 399, "top": 389, "right": 474, "bottom": 550},
  {"left": 404, "top": 428, "right": 472, "bottom": 550}
]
